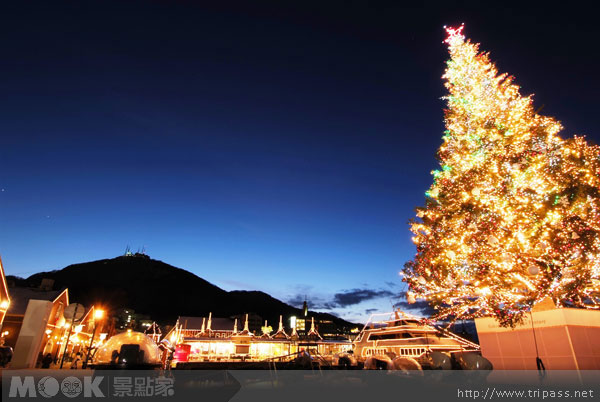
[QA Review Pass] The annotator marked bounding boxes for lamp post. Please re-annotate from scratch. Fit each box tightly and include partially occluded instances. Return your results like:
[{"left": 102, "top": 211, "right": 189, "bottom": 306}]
[
  {"left": 59, "top": 303, "right": 85, "bottom": 369},
  {"left": 83, "top": 309, "right": 104, "bottom": 369},
  {"left": 59, "top": 323, "right": 75, "bottom": 369},
  {"left": 54, "top": 323, "right": 67, "bottom": 364}
]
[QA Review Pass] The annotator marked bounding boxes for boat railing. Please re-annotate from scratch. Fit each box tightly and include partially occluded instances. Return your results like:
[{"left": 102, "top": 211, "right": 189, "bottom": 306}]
[
  {"left": 361, "top": 310, "right": 426, "bottom": 329},
  {"left": 260, "top": 351, "right": 301, "bottom": 363},
  {"left": 260, "top": 350, "right": 333, "bottom": 369}
]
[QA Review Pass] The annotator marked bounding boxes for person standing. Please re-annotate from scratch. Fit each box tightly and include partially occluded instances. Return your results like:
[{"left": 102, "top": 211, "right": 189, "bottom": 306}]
[{"left": 41, "top": 353, "right": 53, "bottom": 368}]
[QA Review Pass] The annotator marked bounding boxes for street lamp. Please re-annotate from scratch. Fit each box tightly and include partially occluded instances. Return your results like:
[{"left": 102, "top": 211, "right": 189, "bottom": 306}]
[
  {"left": 83, "top": 308, "right": 104, "bottom": 369},
  {"left": 94, "top": 309, "right": 105, "bottom": 320}
]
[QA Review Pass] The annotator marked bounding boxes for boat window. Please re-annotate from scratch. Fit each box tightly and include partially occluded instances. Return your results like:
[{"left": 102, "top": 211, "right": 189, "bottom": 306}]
[{"left": 370, "top": 333, "right": 414, "bottom": 341}]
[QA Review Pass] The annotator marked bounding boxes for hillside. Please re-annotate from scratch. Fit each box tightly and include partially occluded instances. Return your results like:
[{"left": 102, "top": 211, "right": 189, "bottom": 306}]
[{"left": 14, "top": 256, "right": 354, "bottom": 329}]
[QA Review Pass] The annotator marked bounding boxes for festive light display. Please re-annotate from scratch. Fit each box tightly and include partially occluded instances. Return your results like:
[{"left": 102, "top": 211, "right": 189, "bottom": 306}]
[{"left": 402, "top": 25, "right": 600, "bottom": 327}]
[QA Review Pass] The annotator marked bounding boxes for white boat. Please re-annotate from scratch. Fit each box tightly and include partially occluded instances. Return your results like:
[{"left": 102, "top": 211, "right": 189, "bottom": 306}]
[{"left": 353, "top": 310, "right": 480, "bottom": 367}]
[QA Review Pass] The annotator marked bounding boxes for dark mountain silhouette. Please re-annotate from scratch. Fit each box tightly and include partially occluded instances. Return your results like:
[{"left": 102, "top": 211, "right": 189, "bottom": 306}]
[{"left": 11, "top": 256, "right": 355, "bottom": 329}]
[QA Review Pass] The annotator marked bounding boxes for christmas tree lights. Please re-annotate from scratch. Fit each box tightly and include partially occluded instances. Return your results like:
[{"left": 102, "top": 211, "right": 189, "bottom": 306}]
[{"left": 403, "top": 25, "right": 600, "bottom": 327}]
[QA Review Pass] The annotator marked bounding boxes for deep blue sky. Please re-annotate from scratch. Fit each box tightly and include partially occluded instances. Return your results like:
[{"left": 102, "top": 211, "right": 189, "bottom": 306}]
[{"left": 1, "top": 1, "right": 598, "bottom": 322}]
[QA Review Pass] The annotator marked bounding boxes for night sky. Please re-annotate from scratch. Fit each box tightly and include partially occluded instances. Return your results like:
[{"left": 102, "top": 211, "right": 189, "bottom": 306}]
[{"left": 1, "top": 1, "right": 598, "bottom": 322}]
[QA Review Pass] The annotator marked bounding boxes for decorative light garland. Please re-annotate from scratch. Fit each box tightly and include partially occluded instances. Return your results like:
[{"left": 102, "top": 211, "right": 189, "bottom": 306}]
[{"left": 403, "top": 25, "right": 600, "bottom": 327}]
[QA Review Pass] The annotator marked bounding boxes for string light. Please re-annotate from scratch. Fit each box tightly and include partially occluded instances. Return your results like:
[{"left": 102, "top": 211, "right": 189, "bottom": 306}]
[{"left": 403, "top": 25, "right": 600, "bottom": 327}]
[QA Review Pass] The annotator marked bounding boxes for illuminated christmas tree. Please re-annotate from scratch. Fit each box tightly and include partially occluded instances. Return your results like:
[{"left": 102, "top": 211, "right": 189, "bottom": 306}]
[{"left": 403, "top": 25, "right": 600, "bottom": 327}]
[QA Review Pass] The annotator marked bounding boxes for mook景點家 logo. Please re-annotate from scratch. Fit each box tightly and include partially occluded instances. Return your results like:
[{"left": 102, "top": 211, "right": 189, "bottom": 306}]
[
  {"left": 9, "top": 376, "right": 104, "bottom": 398},
  {"left": 6, "top": 374, "right": 175, "bottom": 398}
]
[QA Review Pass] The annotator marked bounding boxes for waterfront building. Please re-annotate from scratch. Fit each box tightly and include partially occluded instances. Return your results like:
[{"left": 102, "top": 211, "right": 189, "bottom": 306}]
[
  {"left": 166, "top": 313, "right": 352, "bottom": 365},
  {"left": 1, "top": 277, "right": 112, "bottom": 368},
  {"left": 41, "top": 305, "right": 112, "bottom": 366},
  {"left": 2, "top": 282, "right": 69, "bottom": 351}
]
